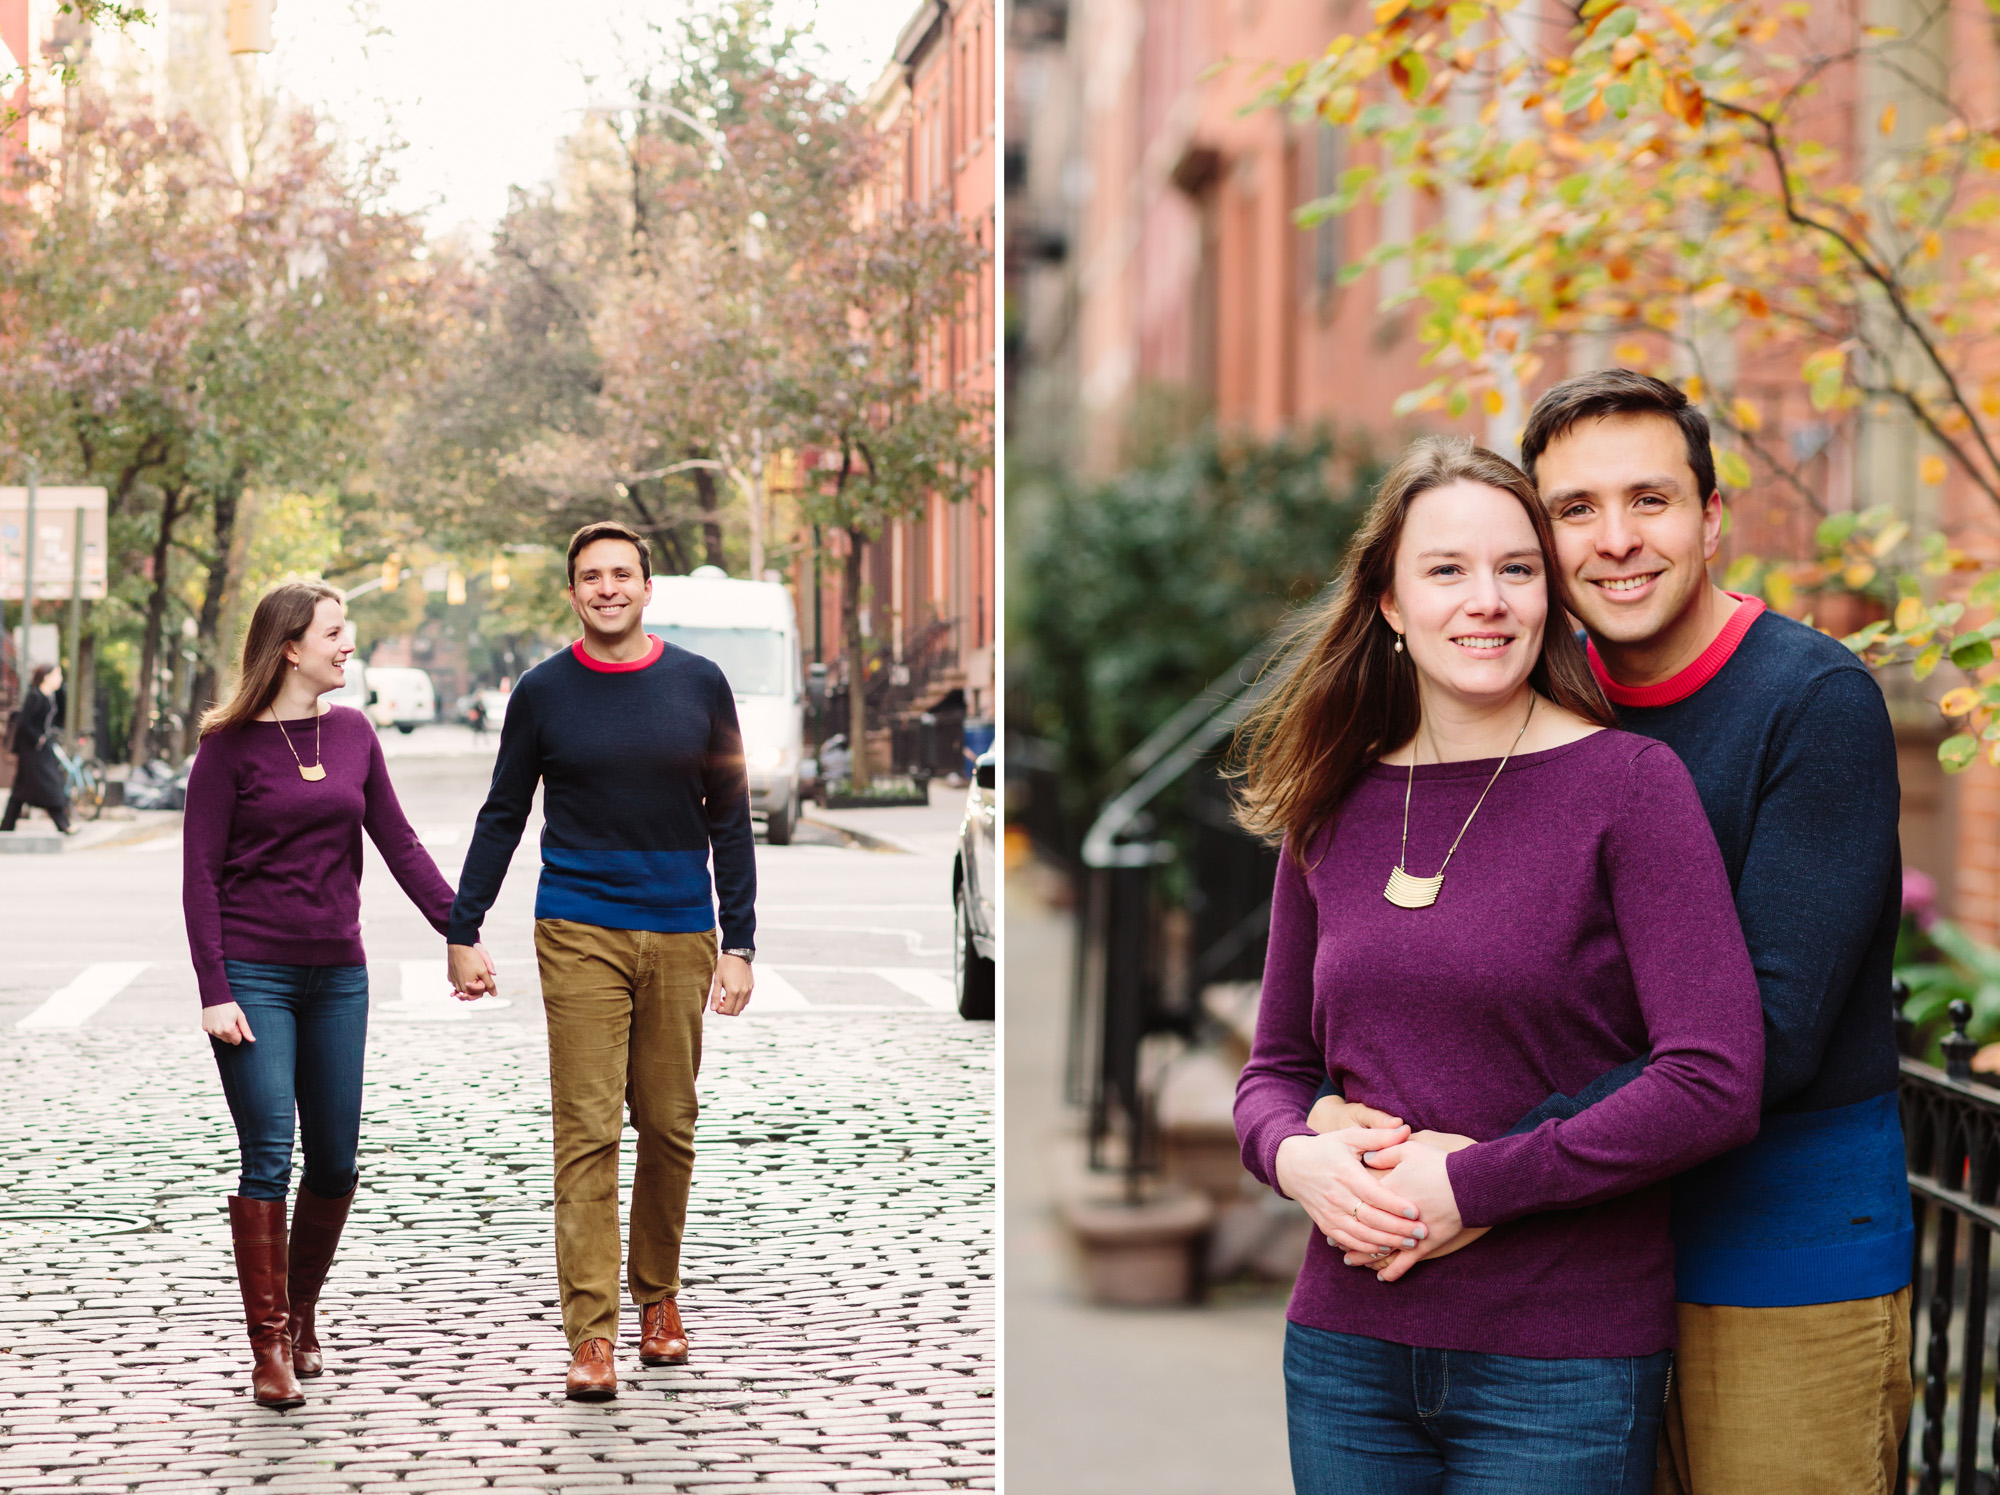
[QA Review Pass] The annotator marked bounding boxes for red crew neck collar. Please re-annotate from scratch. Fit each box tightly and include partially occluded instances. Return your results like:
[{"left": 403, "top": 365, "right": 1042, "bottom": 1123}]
[
  {"left": 571, "top": 634, "right": 663, "bottom": 673},
  {"left": 1587, "top": 592, "right": 1766, "bottom": 708}
]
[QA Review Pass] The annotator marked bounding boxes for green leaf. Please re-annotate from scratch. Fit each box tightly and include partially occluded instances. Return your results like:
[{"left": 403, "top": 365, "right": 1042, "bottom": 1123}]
[
  {"left": 1722, "top": 554, "right": 1761, "bottom": 591},
  {"left": 1561, "top": 72, "right": 1598, "bottom": 114},
  {"left": 1970, "top": 571, "right": 2000, "bottom": 610},
  {"left": 1599, "top": 5, "right": 1640, "bottom": 38},
  {"left": 1605, "top": 82, "right": 1635, "bottom": 117},
  {"left": 1896, "top": 572, "right": 1923, "bottom": 599},
  {"left": 1447, "top": 1, "right": 1485, "bottom": 36},
  {"left": 1843, "top": 620, "right": 1890, "bottom": 653},
  {"left": 1715, "top": 448, "right": 1753, "bottom": 489},
  {"left": 1932, "top": 602, "right": 1966, "bottom": 629},
  {"left": 1808, "top": 367, "right": 1844, "bottom": 410},
  {"left": 1916, "top": 644, "right": 1946, "bottom": 680},
  {"left": 1953, "top": 636, "right": 1996, "bottom": 670},
  {"left": 1943, "top": 733, "right": 1980, "bottom": 771},
  {"left": 1815, "top": 512, "right": 1859, "bottom": 551},
  {"left": 1338, "top": 261, "right": 1369, "bottom": 287}
]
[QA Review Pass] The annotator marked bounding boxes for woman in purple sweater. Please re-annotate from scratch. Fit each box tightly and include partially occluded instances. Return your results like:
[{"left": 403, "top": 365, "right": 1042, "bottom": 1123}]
[
  {"left": 1231, "top": 438, "right": 1763, "bottom": 1493},
  {"left": 184, "top": 580, "right": 488, "bottom": 1410}
]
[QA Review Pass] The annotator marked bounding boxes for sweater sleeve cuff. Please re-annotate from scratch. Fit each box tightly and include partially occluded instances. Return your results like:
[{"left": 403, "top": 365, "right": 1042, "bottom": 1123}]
[
  {"left": 1259, "top": 1123, "right": 1319, "bottom": 1198},
  {"left": 1446, "top": 1134, "right": 1531, "bottom": 1230},
  {"left": 447, "top": 912, "right": 482, "bottom": 946}
]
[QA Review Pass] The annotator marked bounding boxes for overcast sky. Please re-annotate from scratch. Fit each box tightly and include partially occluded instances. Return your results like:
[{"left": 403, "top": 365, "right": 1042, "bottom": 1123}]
[{"left": 260, "top": 0, "right": 914, "bottom": 240}]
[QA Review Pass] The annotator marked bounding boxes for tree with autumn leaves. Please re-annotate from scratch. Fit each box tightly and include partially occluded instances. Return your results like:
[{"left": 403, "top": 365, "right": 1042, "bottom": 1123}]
[{"left": 1277, "top": 0, "right": 2000, "bottom": 771}]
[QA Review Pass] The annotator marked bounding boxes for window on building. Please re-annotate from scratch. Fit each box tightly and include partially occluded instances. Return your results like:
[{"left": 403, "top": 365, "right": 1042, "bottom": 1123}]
[{"left": 1310, "top": 123, "right": 1344, "bottom": 302}]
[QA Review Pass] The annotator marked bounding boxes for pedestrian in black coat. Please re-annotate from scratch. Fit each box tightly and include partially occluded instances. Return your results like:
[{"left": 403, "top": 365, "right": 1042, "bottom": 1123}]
[{"left": 3, "top": 664, "right": 73, "bottom": 834}]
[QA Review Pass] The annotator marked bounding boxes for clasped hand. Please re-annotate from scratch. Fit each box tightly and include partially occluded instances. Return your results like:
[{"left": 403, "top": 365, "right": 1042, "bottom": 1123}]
[
  {"left": 446, "top": 943, "right": 500, "bottom": 1001},
  {"left": 1296, "top": 1096, "right": 1487, "bottom": 1283}
]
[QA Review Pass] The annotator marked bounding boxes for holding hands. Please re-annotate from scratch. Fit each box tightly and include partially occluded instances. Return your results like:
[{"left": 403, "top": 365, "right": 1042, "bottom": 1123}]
[{"left": 446, "top": 943, "right": 500, "bottom": 1001}]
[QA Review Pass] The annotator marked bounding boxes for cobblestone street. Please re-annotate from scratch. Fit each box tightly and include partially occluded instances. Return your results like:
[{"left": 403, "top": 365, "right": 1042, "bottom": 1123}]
[{"left": 0, "top": 748, "right": 994, "bottom": 1493}]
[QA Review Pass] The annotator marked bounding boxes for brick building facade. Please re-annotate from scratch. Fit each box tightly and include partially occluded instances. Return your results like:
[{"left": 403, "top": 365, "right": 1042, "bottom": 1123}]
[{"left": 794, "top": 0, "right": 997, "bottom": 766}]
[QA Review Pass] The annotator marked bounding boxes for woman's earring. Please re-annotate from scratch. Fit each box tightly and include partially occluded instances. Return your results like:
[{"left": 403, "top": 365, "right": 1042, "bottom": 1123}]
[{"left": 1393, "top": 635, "right": 1404, "bottom": 654}]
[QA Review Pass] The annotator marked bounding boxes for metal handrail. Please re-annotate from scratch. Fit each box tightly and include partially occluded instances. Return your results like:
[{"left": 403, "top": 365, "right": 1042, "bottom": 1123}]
[{"left": 1079, "top": 586, "right": 1332, "bottom": 869}]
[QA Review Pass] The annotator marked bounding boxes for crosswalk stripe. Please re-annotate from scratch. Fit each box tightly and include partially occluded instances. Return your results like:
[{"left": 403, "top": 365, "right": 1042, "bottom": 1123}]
[
  {"left": 382, "top": 959, "right": 511, "bottom": 1021},
  {"left": 869, "top": 968, "right": 958, "bottom": 1012},
  {"left": 750, "top": 967, "right": 814, "bottom": 1010},
  {"left": 17, "top": 963, "right": 150, "bottom": 1030}
]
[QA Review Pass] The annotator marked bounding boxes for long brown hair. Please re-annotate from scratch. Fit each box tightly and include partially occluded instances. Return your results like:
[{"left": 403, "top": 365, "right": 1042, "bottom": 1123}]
[
  {"left": 1231, "top": 435, "right": 1614, "bottom": 861},
  {"left": 198, "top": 580, "right": 345, "bottom": 738}
]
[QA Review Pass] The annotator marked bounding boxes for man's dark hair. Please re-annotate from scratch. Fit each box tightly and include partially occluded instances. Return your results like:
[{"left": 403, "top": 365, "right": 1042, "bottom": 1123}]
[
  {"left": 566, "top": 520, "right": 652, "bottom": 587},
  {"left": 1519, "top": 368, "right": 1718, "bottom": 505}
]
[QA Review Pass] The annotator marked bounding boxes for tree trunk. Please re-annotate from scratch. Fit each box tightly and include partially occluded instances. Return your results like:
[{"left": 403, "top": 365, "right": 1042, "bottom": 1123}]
[
  {"left": 623, "top": 480, "right": 690, "bottom": 575},
  {"left": 129, "top": 485, "right": 186, "bottom": 766},
  {"left": 844, "top": 526, "right": 870, "bottom": 791},
  {"left": 692, "top": 457, "right": 725, "bottom": 569},
  {"left": 188, "top": 479, "right": 242, "bottom": 748}
]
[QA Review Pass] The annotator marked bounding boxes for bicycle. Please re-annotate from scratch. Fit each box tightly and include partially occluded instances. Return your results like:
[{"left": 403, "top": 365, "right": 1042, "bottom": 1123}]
[{"left": 49, "top": 738, "right": 106, "bottom": 822}]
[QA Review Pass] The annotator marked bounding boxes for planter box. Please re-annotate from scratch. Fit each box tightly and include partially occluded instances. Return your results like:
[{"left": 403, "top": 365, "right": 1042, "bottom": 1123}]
[
  {"left": 1061, "top": 1187, "right": 1214, "bottom": 1306},
  {"left": 823, "top": 777, "right": 930, "bottom": 809}
]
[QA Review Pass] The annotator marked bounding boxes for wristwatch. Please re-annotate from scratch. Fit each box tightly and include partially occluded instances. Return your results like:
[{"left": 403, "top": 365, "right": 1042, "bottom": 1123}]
[{"left": 722, "top": 947, "right": 755, "bottom": 963}]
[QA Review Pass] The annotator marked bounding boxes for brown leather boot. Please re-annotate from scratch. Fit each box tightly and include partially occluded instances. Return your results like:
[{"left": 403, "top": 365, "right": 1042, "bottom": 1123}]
[
  {"left": 287, "top": 1181, "right": 355, "bottom": 1378},
  {"left": 639, "top": 1298, "right": 689, "bottom": 1365},
  {"left": 565, "top": 1338, "right": 617, "bottom": 1401},
  {"left": 227, "top": 1196, "right": 305, "bottom": 1410}
]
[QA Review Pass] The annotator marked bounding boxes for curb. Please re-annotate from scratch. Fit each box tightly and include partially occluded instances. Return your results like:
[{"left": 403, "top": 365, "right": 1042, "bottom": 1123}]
[{"left": 800, "top": 810, "right": 914, "bottom": 855}]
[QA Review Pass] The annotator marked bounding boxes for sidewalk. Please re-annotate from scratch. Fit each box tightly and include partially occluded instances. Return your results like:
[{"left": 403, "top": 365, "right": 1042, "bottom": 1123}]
[
  {"left": 804, "top": 783, "right": 968, "bottom": 861},
  {"left": 1004, "top": 866, "right": 1293, "bottom": 1495},
  {"left": 0, "top": 808, "right": 181, "bottom": 855}
]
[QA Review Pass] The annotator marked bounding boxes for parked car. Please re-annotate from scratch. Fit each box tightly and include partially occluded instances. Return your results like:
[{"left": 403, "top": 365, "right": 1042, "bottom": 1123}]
[
  {"left": 365, "top": 667, "right": 437, "bottom": 734},
  {"left": 644, "top": 566, "right": 805, "bottom": 845},
  {"left": 953, "top": 749, "right": 996, "bottom": 1020}
]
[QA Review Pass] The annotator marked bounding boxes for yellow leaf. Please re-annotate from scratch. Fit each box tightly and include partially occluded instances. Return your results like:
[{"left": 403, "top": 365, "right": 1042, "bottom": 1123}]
[
  {"left": 1921, "top": 454, "right": 1949, "bottom": 486},
  {"left": 1483, "top": 387, "right": 1506, "bottom": 415},
  {"left": 1916, "top": 643, "right": 1945, "bottom": 679},
  {"left": 1923, "top": 231, "right": 1942, "bottom": 260},
  {"left": 1685, "top": 373, "right": 1706, "bottom": 401},
  {"left": 1373, "top": 0, "right": 1410, "bottom": 23},
  {"left": 1664, "top": 10, "right": 1696, "bottom": 42},
  {"left": 1843, "top": 560, "right": 1877, "bottom": 589},
  {"left": 1879, "top": 103, "right": 1898, "bottom": 136},
  {"left": 1614, "top": 340, "right": 1650, "bottom": 367},
  {"left": 1981, "top": 385, "right": 2000, "bottom": 418},
  {"left": 1714, "top": 447, "right": 1753, "bottom": 489},
  {"left": 1731, "top": 397, "right": 1762, "bottom": 433},
  {"left": 1870, "top": 520, "right": 1909, "bottom": 557},
  {"left": 1941, "top": 686, "right": 1981, "bottom": 718},
  {"left": 1896, "top": 596, "right": 1925, "bottom": 632},
  {"left": 1764, "top": 570, "right": 1796, "bottom": 613},
  {"left": 1989, "top": 738, "right": 2000, "bottom": 767}
]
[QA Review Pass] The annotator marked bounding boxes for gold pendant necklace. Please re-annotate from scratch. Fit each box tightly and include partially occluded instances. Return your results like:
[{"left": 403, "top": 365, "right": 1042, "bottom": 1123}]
[
  {"left": 273, "top": 708, "right": 326, "bottom": 781},
  {"left": 1384, "top": 696, "right": 1535, "bottom": 910}
]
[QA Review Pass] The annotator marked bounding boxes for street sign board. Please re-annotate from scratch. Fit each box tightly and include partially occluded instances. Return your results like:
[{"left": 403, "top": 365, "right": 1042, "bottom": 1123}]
[{"left": 0, "top": 487, "right": 109, "bottom": 600}]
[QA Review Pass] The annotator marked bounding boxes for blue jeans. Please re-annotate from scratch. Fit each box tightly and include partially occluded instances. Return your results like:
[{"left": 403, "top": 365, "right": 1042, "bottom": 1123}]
[
  {"left": 1285, "top": 1322, "right": 1669, "bottom": 1495},
  {"left": 210, "top": 961, "right": 369, "bottom": 1202}
]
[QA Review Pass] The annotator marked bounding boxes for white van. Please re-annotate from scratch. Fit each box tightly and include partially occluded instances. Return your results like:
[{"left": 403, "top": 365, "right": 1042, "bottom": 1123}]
[
  {"left": 642, "top": 566, "right": 805, "bottom": 844},
  {"left": 365, "top": 667, "right": 437, "bottom": 734}
]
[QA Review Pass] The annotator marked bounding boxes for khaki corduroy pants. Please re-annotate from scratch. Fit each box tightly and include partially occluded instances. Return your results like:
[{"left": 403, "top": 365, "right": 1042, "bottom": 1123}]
[
  {"left": 536, "top": 918, "right": 715, "bottom": 1348},
  {"left": 1655, "top": 1287, "right": 1913, "bottom": 1495}
]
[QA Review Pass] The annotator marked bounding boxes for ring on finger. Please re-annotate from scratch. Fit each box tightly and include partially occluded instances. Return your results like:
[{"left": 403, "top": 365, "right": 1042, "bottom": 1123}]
[{"left": 1351, "top": 1203, "right": 1361, "bottom": 1220}]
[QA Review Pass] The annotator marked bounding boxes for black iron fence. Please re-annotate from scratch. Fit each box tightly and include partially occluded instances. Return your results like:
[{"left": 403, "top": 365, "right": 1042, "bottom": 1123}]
[{"left": 1900, "top": 995, "right": 2000, "bottom": 1494}]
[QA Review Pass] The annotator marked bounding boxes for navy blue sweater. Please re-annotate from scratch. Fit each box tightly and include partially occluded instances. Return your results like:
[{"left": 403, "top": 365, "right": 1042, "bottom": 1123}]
[
  {"left": 1513, "top": 602, "right": 1910, "bottom": 1307},
  {"left": 447, "top": 637, "right": 757, "bottom": 950}
]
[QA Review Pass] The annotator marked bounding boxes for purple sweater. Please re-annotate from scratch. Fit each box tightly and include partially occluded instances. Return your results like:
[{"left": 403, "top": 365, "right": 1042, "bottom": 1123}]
[
  {"left": 1234, "top": 730, "right": 1764, "bottom": 1358},
  {"left": 182, "top": 706, "right": 455, "bottom": 1007}
]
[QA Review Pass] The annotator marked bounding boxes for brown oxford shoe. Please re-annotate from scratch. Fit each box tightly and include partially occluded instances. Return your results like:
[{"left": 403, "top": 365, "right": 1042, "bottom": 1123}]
[
  {"left": 565, "top": 1337, "right": 617, "bottom": 1401},
  {"left": 639, "top": 1298, "right": 689, "bottom": 1365}
]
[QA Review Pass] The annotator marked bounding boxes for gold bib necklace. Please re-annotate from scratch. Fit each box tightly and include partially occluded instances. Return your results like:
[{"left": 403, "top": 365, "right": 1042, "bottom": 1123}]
[
  {"left": 1383, "top": 695, "right": 1535, "bottom": 910},
  {"left": 272, "top": 708, "right": 327, "bottom": 782}
]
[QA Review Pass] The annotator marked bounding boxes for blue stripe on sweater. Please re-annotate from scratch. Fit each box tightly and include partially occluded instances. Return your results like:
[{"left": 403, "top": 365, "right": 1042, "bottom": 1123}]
[
  {"left": 534, "top": 846, "right": 717, "bottom": 934},
  {"left": 1671, "top": 1091, "right": 1913, "bottom": 1307}
]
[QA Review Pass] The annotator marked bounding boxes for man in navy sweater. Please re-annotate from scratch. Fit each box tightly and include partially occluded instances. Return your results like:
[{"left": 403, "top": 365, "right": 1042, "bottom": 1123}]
[
  {"left": 1521, "top": 373, "right": 1910, "bottom": 1493},
  {"left": 446, "top": 520, "right": 757, "bottom": 1401},
  {"left": 1317, "top": 371, "right": 1911, "bottom": 1492}
]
